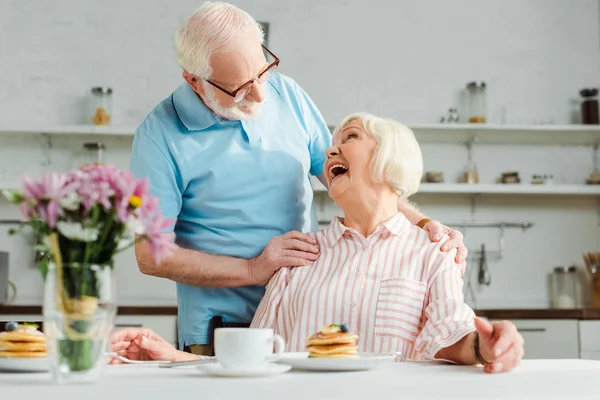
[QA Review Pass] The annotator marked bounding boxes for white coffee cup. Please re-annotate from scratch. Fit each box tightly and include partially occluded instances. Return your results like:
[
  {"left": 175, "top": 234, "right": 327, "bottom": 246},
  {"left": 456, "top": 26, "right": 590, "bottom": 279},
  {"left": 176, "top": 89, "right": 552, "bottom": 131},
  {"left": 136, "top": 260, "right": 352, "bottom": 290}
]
[{"left": 214, "top": 328, "right": 285, "bottom": 370}]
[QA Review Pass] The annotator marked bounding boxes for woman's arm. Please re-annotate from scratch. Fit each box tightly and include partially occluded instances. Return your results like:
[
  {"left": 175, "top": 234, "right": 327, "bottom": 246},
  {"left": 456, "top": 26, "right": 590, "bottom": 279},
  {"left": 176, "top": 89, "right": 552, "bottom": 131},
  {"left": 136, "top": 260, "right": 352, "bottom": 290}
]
[
  {"left": 250, "top": 266, "right": 292, "bottom": 334},
  {"left": 413, "top": 239, "right": 476, "bottom": 361},
  {"left": 414, "top": 239, "right": 524, "bottom": 373}
]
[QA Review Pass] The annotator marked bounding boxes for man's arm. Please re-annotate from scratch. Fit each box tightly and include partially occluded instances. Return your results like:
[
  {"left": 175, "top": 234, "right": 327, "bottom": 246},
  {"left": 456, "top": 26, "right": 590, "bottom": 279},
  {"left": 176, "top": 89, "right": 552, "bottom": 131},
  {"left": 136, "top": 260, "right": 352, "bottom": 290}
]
[
  {"left": 136, "top": 237, "right": 254, "bottom": 288},
  {"left": 136, "top": 231, "right": 319, "bottom": 288},
  {"left": 397, "top": 198, "right": 426, "bottom": 225}
]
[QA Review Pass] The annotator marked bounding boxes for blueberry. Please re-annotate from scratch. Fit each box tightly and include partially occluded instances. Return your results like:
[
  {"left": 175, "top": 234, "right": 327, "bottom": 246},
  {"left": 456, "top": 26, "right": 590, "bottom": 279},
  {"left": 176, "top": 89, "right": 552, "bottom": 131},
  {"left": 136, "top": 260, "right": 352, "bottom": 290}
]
[
  {"left": 5, "top": 321, "right": 18, "bottom": 332},
  {"left": 340, "top": 324, "right": 349, "bottom": 333}
]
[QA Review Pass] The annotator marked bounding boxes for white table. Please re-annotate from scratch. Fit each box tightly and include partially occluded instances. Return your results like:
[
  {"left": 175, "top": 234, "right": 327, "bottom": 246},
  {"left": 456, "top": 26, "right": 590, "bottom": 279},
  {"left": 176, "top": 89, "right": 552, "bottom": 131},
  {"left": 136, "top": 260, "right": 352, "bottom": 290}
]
[{"left": 1, "top": 360, "right": 599, "bottom": 399}]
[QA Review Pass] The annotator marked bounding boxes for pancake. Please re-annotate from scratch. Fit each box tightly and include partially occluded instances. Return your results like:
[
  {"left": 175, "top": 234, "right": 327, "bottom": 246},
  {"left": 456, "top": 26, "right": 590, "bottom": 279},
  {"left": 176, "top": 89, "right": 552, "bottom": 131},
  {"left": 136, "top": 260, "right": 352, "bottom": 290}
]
[
  {"left": 306, "top": 331, "right": 359, "bottom": 346},
  {"left": 0, "top": 340, "right": 46, "bottom": 352},
  {"left": 0, "top": 351, "right": 48, "bottom": 358},
  {"left": 306, "top": 323, "right": 360, "bottom": 358},
  {"left": 306, "top": 343, "right": 358, "bottom": 355},
  {"left": 308, "top": 353, "right": 360, "bottom": 359},
  {"left": 0, "top": 324, "right": 47, "bottom": 359},
  {"left": 0, "top": 329, "right": 45, "bottom": 343}
]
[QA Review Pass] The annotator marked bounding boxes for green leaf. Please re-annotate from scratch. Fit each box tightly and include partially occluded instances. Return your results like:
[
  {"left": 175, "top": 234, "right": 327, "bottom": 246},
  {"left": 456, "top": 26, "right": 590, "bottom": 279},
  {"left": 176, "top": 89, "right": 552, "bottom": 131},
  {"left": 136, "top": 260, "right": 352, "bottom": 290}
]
[
  {"left": 2, "top": 189, "right": 24, "bottom": 204},
  {"left": 22, "top": 322, "right": 39, "bottom": 329}
]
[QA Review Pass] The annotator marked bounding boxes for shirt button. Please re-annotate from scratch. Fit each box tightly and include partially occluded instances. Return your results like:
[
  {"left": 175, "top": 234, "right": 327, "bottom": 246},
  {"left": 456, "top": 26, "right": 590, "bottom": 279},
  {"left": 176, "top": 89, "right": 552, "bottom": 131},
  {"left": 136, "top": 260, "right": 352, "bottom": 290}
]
[{"left": 352, "top": 303, "right": 357, "bottom": 308}]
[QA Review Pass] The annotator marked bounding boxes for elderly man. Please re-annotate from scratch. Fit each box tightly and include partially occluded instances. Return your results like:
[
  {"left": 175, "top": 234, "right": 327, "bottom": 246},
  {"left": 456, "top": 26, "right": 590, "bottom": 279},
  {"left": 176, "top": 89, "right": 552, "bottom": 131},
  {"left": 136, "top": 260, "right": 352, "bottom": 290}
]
[{"left": 129, "top": 1, "right": 467, "bottom": 356}]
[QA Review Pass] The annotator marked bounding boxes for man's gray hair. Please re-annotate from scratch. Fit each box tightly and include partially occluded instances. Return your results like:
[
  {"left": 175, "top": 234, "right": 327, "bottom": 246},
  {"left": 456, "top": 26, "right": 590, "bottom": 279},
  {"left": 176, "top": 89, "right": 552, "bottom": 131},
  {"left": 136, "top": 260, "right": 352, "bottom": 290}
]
[{"left": 174, "top": 2, "right": 264, "bottom": 78}]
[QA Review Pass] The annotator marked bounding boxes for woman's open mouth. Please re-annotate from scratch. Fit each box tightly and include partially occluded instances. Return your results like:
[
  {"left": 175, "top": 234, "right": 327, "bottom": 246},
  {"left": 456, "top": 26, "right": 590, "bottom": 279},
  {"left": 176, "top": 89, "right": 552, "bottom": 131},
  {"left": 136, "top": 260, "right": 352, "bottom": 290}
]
[{"left": 329, "top": 163, "right": 349, "bottom": 183}]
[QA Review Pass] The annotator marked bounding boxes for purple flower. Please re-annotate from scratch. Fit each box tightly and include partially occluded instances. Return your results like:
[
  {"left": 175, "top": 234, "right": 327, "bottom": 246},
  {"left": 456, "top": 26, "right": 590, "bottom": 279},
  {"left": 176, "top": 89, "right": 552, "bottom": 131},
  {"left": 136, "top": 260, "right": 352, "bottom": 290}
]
[
  {"left": 21, "top": 172, "right": 76, "bottom": 228},
  {"left": 11, "top": 163, "right": 176, "bottom": 267}
]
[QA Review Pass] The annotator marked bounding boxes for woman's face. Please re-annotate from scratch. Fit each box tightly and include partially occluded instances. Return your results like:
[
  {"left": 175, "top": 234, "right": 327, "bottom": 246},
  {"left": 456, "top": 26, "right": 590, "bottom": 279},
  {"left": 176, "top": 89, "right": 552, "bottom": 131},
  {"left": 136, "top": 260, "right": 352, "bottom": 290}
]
[{"left": 324, "top": 120, "right": 377, "bottom": 200}]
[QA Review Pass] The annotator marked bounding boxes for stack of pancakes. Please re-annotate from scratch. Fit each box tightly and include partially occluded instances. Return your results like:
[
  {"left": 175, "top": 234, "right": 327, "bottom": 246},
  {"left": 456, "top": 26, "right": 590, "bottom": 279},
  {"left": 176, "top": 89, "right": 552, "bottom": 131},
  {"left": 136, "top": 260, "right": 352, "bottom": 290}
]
[
  {"left": 306, "top": 324, "right": 359, "bottom": 358},
  {"left": 0, "top": 324, "right": 46, "bottom": 358}
]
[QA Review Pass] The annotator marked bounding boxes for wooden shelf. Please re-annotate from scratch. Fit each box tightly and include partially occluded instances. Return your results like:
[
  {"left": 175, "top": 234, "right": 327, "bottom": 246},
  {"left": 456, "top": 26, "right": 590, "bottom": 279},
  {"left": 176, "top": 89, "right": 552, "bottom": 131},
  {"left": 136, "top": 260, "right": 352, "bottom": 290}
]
[{"left": 313, "top": 183, "right": 600, "bottom": 196}]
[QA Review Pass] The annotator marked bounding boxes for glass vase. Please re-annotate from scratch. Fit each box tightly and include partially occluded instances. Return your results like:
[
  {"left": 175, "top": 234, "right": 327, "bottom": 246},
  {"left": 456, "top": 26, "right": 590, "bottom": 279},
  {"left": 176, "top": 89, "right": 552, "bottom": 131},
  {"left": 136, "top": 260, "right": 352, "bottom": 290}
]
[{"left": 43, "top": 262, "right": 117, "bottom": 384}]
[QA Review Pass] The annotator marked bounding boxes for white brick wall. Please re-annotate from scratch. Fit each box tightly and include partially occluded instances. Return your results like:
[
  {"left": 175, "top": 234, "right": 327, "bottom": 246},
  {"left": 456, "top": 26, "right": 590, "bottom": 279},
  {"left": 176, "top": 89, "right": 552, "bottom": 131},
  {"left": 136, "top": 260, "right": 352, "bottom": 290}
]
[{"left": 0, "top": 0, "right": 599, "bottom": 308}]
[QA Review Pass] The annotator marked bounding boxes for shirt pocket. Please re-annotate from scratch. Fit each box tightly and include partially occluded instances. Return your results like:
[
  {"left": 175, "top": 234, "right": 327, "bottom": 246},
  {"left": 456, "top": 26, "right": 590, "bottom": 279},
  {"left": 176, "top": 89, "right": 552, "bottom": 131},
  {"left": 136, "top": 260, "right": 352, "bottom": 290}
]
[{"left": 374, "top": 277, "right": 427, "bottom": 342}]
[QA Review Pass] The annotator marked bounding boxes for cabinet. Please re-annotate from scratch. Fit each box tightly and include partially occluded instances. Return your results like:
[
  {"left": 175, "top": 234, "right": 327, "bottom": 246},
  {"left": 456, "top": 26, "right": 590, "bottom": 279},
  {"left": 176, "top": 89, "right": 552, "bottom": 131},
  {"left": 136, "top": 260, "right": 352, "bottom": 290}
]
[
  {"left": 579, "top": 321, "right": 600, "bottom": 360},
  {"left": 491, "top": 319, "right": 580, "bottom": 359}
]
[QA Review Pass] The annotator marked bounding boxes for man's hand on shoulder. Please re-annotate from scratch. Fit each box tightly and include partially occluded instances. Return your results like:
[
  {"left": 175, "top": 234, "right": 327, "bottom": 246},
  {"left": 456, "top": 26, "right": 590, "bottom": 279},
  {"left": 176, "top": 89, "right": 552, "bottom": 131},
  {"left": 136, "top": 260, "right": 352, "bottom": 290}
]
[{"left": 248, "top": 231, "right": 320, "bottom": 285}]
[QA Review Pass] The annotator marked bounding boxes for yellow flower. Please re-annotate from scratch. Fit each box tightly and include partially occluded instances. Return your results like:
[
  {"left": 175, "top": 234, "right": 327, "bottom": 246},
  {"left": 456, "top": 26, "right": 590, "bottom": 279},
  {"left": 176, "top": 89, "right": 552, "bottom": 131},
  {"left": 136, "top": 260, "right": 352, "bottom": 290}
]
[{"left": 129, "top": 195, "right": 143, "bottom": 208}]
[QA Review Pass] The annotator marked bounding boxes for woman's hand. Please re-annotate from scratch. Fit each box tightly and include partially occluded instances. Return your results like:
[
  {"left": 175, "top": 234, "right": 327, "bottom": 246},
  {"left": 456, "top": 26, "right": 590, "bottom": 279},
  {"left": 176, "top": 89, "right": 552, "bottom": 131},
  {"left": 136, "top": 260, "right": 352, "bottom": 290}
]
[
  {"left": 422, "top": 220, "right": 468, "bottom": 274},
  {"left": 108, "top": 328, "right": 179, "bottom": 364},
  {"left": 475, "top": 317, "right": 524, "bottom": 373}
]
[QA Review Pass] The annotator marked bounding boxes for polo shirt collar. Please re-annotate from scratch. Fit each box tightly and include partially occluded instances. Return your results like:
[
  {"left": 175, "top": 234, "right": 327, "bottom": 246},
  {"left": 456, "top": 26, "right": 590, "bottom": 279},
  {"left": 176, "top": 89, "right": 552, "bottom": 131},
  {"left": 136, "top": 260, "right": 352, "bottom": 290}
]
[
  {"left": 172, "top": 80, "right": 282, "bottom": 133},
  {"left": 172, "top": 83, "right": 218, "bottom": 132}
]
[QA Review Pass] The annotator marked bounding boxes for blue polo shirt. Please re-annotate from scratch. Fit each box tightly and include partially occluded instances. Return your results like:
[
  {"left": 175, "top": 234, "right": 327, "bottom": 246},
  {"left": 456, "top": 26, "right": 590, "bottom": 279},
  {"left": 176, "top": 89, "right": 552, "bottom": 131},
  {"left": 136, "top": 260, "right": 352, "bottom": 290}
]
[{"left": 130, "top": 73, "right": 331, "bottom": 347}]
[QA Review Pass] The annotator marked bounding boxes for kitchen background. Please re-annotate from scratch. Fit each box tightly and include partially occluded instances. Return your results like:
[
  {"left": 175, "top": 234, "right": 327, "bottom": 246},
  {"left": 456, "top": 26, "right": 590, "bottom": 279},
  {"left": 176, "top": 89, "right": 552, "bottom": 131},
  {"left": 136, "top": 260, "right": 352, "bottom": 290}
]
[{"left": 1, "top": 0, "right": 600, "bottom": 358}]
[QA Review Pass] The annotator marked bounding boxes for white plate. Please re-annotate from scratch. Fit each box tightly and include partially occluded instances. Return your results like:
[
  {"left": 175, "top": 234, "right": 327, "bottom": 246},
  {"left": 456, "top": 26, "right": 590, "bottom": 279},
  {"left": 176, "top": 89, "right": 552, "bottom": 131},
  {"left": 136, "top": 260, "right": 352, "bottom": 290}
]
[
  {"left": 0, "top": 356, "right": 49, "bottom": 372},
  {"left": 277, "top": 352, "right": 396, "bottom": 371},
  {"left": 197, "top": 362, "right": 291, "bottom": 378}
]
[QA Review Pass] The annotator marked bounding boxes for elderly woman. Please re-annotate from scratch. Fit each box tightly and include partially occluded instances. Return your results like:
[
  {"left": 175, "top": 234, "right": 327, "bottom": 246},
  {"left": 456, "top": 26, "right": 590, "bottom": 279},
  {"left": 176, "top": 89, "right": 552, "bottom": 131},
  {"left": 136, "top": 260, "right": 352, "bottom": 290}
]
[{"left": 111, "top": 113, "right": 523, "bottom": 373}]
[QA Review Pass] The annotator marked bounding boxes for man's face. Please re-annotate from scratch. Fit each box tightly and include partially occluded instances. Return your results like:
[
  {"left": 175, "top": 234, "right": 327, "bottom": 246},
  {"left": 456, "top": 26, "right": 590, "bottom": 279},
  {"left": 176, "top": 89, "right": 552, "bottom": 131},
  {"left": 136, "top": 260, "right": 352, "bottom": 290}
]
[{"left": 190, "top": 33, "right": 269, "bottom": 120}]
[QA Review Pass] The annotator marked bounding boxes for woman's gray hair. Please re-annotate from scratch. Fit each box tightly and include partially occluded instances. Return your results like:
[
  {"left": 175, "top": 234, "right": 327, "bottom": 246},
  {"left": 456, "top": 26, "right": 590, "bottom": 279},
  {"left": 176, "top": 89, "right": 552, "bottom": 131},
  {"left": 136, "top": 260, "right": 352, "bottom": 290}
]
[
  {"left": 174, "top": 2, "right": 264, "bottom": 79},
  {"left": 333, "top": 112, "right": 423, "bottom": 199}
]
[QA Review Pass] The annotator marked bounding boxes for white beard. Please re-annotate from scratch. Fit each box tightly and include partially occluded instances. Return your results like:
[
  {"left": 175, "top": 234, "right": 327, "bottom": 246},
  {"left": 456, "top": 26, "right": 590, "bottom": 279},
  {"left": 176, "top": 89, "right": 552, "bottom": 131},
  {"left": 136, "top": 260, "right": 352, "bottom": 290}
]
[{"left": 202, "top": 82, "right": 262, "bottom": 121}]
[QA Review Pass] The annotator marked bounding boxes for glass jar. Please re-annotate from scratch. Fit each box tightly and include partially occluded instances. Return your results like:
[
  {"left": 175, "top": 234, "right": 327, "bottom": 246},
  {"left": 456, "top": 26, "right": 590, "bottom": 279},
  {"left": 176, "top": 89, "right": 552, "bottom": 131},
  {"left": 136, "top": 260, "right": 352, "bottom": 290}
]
[
  {"left": 466, "top": 81, "right": 487, "bottom": 123},
  {"left": 83, "top": 142, "right": 105, "bottom": 165},
  {"left": 580, "top": 88, "right": 599, "bottom": 125},
  {"left": 461, "top": 160, "right": 479, "bottom": 184},
  {"left": 89, "top": 87, "right": 113, "bottom": 125},
  {"left": 551, "top": 266, "right": 577, "bottom": 309}
]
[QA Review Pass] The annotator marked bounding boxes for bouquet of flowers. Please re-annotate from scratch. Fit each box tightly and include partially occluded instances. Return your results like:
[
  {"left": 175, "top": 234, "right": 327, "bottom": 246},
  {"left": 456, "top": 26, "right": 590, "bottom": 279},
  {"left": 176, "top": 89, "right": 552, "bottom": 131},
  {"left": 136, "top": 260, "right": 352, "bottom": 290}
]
[{"left": 2, "top": 164, "right": 175, "bottom": 379}]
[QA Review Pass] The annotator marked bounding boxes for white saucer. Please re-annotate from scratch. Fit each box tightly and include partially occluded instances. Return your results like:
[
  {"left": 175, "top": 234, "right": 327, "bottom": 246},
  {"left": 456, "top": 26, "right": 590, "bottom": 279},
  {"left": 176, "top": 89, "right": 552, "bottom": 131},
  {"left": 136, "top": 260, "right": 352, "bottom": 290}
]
[
  {"left": 277, "top": 352, "right": 395, "bottom": 372},
  {"left": 197, "top": 362, "right": 291, "bottom": 378},
  {"left": 0, "top": 356, "right": 49, "bottom": 372}
]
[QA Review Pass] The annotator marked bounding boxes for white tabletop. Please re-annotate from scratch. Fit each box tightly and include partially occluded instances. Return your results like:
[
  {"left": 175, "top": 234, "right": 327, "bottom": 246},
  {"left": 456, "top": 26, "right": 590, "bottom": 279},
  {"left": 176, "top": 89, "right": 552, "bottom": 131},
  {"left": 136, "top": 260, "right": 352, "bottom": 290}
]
[{"left": 1, "top": 359, "right": 599, "bottom": 399}]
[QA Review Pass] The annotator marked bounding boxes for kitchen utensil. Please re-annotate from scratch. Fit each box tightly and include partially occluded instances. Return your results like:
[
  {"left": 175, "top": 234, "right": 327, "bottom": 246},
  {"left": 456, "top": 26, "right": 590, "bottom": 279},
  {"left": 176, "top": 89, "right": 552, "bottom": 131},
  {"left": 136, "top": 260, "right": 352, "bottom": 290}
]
[
  {"left": 105, "top": 352, "right": 171, "bottom": 365},
  {"left": 197, "top": 362, "right": 291, "bottom": 378},
  {"left": 276, "top": 352, "right": 396, "bottom": 372},
  {"left": 582, "top": 252, "right": 600, "bottom": 308},
  {"left": 214, "top": 328, "right": 285, "bottom": 370},
  {"left": 478, "top": 244, "right": 491, "bottom": 286},
  {"left": 0, "top": 356, "right": 49, "bottom": 372},
  {"left": 159, "top": 357, "right": 216, "bottom": 368}
]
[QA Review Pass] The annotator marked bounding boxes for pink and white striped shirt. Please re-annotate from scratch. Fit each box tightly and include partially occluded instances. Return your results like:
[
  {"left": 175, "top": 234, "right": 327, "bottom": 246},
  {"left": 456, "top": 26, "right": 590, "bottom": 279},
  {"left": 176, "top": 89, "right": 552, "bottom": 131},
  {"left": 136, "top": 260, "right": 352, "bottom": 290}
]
[{"left": 251, "top": 212, "right": 475, "bottom": 360}]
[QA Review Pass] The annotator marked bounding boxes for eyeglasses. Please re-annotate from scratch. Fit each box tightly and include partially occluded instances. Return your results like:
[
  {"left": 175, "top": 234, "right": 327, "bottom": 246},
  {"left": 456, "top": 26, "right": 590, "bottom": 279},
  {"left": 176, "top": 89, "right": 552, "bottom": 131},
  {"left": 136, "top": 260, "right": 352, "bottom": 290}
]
[{"left": 204, "top": 45, "right": 280, "bottom": 103}]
